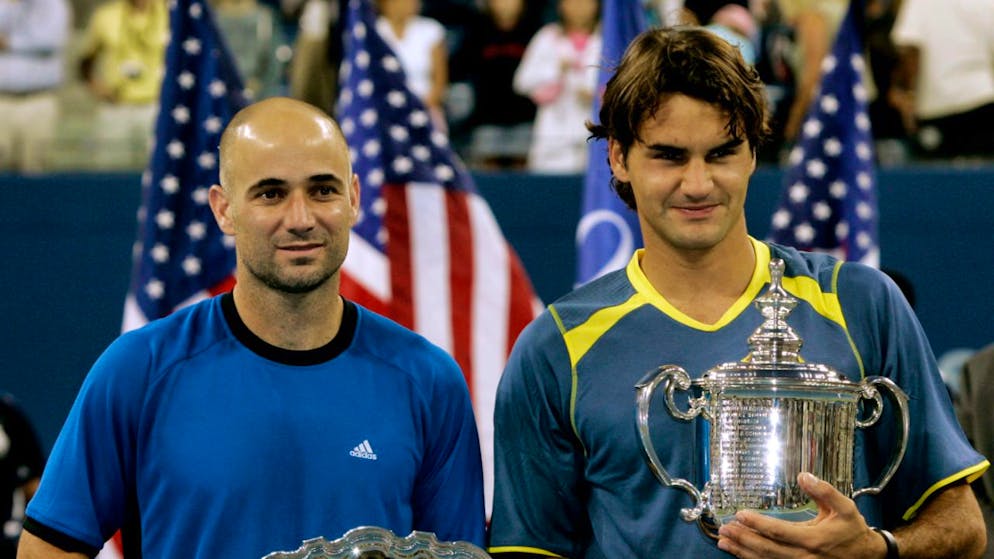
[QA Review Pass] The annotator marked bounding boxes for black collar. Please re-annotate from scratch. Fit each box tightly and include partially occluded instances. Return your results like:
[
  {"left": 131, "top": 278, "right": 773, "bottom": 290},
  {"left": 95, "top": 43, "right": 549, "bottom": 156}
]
[{"left": 220, "top": 291, "right": 357, "bottom": 366}]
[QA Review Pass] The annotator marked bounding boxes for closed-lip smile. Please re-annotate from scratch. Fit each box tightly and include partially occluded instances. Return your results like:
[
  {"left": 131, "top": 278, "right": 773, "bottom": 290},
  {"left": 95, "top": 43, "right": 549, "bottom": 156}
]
[
  {"left": 675, "top": 204, "right": 718, "bottom": 215},
  {"left": 279, "top": 243, "right": 323, "bottom": 251}
]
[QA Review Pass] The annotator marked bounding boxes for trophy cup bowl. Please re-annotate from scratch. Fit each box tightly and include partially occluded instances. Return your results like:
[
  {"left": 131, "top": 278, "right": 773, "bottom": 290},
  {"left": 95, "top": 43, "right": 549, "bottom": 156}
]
[{"left": 634, "top": 259, "right": 910, "bottom": 537}]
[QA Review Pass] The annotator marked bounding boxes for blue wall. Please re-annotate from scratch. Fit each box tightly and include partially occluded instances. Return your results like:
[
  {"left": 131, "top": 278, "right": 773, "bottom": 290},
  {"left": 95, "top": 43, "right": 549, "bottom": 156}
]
[{"left": 2, "top": 166, "right": 993, "bottom": 451}]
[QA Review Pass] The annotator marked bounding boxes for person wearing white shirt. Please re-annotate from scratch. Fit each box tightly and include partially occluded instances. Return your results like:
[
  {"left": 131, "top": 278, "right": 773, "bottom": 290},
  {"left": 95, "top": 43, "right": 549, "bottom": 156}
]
[{"left": 0, "top": 0, "right": 71, "bottom": 173}]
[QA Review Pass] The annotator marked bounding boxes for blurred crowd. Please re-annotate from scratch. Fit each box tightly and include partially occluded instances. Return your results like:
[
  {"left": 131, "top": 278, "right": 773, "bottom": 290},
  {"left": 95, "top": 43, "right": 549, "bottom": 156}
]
[{"left": 0, "top": 0, "right": 992, "bottom": 174}]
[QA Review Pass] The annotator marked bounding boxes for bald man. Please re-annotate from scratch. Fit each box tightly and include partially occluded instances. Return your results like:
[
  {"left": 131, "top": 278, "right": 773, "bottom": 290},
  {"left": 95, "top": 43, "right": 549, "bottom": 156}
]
[{"left": 17, "top": 98, "right": 486, "bottom": 559}]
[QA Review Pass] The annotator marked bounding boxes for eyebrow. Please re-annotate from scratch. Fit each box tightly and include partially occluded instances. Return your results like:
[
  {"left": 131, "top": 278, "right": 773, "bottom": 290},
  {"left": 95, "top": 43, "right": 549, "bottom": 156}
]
[
  {"left": 643, "top": 137, "right": 745, "bottom": 155},
  {"left": 249, "top": 174, "right": 344, "bottom": 191}
]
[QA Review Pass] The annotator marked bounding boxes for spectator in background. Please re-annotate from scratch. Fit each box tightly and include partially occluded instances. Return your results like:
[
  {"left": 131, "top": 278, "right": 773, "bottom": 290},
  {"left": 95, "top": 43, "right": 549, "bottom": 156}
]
[
  {"left": 79, "top": 0, "right": 168, "bottom": 169},
  {"left": 289, "top": 0, "right": 338, "bottom": 111},
  {"left": 751, "top": 0, "right": 796, "bottom": 162},
  {"left": 772, "top": 0, "right": 848, "bottom": 144},
  {"left": 863, "top": 0, "right": 909, "bottom": 165},
  {"left": 0, "top": 393, "right": 44, "bottom": 558},
  {"left": 212, "top": 0, "right": 291, "bottom": 101},
  {"left": 679, "top": 1, "right": 758, "bottom": 65},
  {"left": 374, "top": 0, "right": 448, "bottom": 129},
  {"left": 458, "top": 0, "right": 541, "bottom": 170},
  {"left": 961, "top": 344, "right": 994, "bottom": 502},
  {"left": 890, "top": 0, "right": 994, "bottom": 160},
  {"left": 513, "top": 0, "right": 601, "bottom": 174},
  {"left": 0, "top": 0, "right": 71, "bottom": 174}
]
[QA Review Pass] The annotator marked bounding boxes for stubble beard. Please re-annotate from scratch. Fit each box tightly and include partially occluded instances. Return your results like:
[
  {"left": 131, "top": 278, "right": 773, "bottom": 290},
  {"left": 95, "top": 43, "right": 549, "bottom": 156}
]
[{"left": 243, "top": 256, "right": 340, "bottom": 295}]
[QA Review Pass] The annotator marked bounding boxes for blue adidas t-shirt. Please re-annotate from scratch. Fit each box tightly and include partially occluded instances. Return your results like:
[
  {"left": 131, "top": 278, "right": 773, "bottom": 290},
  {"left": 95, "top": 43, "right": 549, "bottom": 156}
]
[{"left": 25, "top": 293, "right": 486, "bottom": 557}]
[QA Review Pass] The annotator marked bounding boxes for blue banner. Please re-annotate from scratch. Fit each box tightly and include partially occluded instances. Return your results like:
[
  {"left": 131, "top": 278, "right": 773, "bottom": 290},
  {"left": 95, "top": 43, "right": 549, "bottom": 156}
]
[{"left": 576, "top": 0, "right": 646, "bottom": 286}]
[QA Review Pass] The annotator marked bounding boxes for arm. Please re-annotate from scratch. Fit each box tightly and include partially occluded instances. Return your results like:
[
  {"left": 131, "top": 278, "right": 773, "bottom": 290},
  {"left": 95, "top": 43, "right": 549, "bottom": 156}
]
[
  {"left": 717, "top": 474, "right": 985, "bottom": 559},
  {"left": 410, "top": 349, "right": 486, "bottom": 547},
  {"left": 425, "top": 37, "right": 448, "bottom": 111},
  {"left": 487, "top": 313, "right": 584, "bottom": 559},
  {"left": 783, "top": 7, "right": 832, "bottom": 141},
  {"left": 512, "top": 26, "right": 563, "bottom": 101},
  {"left": 16, "top": 531, "right": 89, "bottom": 559},
  {"left": 21, "top": 332, "right": 150, "bottom": 558},
  {"left": 891, "top": 482, "right": 986, "bottom": 558},
  {"left": 77, "top": 8, "right": 115, "bottom": 102},
  {"left": 888, "top": 45, "right": 920, "bottom": 134}
]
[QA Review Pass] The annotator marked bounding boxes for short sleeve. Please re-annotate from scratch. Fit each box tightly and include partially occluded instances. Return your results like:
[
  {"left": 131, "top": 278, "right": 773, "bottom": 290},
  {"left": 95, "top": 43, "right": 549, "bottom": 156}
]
[
  {"left": 488, "top": 312, "right": 590, "bottom": 557},
  {"left": 838, "top": 263, "right": 987, "bottom": 524},
  {"left": 410, "top": 348, "right": 487, "bottom": 547},
  {"left": 24, "top": 332, "right": 150, "bottom": 551},
  {"left": 890, "top": 0, "right": 927, "bottom": 47}
]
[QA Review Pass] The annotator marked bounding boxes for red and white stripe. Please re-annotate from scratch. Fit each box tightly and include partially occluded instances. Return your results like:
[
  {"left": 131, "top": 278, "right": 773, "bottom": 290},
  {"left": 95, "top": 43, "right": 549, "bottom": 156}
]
[{"left": 342, "top": 182, "right": 540, "bottom": 514}]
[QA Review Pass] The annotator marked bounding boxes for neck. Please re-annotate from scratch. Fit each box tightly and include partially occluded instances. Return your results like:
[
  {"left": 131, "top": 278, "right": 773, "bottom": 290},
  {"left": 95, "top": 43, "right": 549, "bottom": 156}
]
[
  {"left": 385, "top": 14, "right": 408, "bottom": 37},
  {"left": 232, "top": 279, "right": 344, "bottom": 350},
  {"left": 640, "top": 228, "right": 756, "bottom": 324}
]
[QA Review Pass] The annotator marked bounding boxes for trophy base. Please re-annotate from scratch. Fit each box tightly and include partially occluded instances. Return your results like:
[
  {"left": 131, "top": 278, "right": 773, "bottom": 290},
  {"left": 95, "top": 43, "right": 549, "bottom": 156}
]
[{"left": 714, "top": 502, "right": 818, "bottom": 526}]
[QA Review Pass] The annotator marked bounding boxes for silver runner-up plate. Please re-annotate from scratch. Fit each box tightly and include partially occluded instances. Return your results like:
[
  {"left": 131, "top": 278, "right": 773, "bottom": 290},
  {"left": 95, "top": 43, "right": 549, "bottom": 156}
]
[{"left": 262, "top": 526, "right": 492, "bottom": 559}]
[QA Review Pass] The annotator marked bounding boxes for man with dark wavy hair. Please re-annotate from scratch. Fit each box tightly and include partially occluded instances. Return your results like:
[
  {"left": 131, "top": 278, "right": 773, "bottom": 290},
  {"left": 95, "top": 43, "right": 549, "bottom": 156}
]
[{"left": 488, "top": 26, "right": 987, "bottom": 558}]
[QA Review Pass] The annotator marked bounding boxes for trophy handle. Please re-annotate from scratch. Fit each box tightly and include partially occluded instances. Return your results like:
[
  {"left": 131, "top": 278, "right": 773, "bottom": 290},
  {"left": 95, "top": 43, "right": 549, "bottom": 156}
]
[
  {"left": 852, "top": 376, "right": 910, "bottom": 498},
  {"left": 635, "top": 366, "right": 708, "bottom": 523}
]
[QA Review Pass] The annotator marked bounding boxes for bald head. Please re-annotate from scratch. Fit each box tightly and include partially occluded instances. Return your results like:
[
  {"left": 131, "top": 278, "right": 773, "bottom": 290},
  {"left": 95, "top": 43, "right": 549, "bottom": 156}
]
[{"left": 218, "top": 97, "right": 350, "bottom": 188}]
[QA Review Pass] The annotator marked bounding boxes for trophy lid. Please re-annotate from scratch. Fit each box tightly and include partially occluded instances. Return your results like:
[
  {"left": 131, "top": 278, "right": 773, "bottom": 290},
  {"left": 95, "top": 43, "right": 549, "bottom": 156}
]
[
  {"left": 747, "top": 258, "right": 803, "bottom": 365},
  {"left": 699, "top": 258, "right": 849, "bottom": 386}
]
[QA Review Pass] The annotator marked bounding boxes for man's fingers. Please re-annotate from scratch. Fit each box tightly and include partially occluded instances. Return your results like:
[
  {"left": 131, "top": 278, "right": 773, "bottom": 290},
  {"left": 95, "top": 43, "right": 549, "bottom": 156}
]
[{"left": 798, "top": 471, "right": 850, "bottom": 513}]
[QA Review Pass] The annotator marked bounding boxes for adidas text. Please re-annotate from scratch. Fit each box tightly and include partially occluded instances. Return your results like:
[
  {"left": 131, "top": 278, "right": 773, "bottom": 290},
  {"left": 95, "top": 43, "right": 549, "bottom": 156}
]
[{"left": 350, "top": 439, "right": 378, "bottom": 460}]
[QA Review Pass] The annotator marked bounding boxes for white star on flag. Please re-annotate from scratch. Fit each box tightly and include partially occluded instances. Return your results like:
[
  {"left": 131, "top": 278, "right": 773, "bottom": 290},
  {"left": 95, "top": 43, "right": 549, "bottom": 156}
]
[
  {"left": 122, "top": 0, "right": 245, "bottom": 336},
  {"left": 335, "top": 0, "right": 540, "bottom": 515},
  {"left": 768, "top": 0, "right": 879, "bottom": 267}
]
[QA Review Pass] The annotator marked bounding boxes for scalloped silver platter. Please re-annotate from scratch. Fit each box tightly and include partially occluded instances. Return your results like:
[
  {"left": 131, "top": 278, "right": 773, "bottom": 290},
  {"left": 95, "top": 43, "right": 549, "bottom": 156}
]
[{"left": 262, "top": 526, "right": 492, "bottom": 559}]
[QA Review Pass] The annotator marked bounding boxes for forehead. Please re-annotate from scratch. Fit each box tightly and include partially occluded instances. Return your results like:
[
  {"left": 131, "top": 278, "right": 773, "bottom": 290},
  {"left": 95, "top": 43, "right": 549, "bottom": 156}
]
[
  {"left": 640, "top": 94, "right": 735, "bottom": 144},
  {"left": 223, "top": 117, "right": 351, "bottom": 186}
]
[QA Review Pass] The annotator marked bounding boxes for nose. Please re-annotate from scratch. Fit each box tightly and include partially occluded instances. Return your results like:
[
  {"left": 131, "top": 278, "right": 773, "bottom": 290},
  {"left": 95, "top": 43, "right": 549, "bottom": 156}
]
[
  {"left": 681, "top": 157, "right": 713, "bottom": 200},
  {"left": 285, "top": 190, "right": 316, "bottom": 234}
]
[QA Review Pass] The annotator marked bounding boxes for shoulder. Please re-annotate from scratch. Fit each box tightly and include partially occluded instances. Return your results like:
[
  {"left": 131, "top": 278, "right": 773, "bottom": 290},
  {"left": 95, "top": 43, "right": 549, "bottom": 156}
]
[
  {"left": 411, "top": 15, "right": 446, "bottom": 40},
  {"left": 506, "top": 268, "right": 633, "bottom": 371},
  {"left": 349, "top": 304, "right": 465, "bottom": 387},
  {"left": 413, "top": 15, "right": 445, "bottom": 32},
  {"left": 89, "top": 0, "right": 122, "bottom": 24},
  {"left": 548, "top": 267, "right": 637, "bottom": 329},
  {"left": 98, "top": 297, "right": 228, "bottom": 383},
  {"left": 768, "top": 242, "right": 889, "bottom": 292},
  {"left": 767, "top": 242, "right": 907, "bottom": 324},
  {"left": 530, "top": 23, "right": 564, "bottom": 43}
]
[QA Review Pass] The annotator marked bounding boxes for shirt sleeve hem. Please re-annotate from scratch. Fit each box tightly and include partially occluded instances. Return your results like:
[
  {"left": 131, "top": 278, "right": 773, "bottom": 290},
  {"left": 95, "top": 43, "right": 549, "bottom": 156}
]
[
  {"left": 901, "top": 459, "right": 990, "bottom": 521},
  {"left": 21, "top": 516, "right": 103, "bottom": 558}
]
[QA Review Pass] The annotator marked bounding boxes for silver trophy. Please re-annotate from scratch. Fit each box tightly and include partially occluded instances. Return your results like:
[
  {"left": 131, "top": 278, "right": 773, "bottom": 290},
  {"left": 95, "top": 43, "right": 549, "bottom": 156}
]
[
  {"left": 635, "top": 258, "right": 909, "bottom": 537},
  {"left": 262, "top": 526, "right": 492, "bottom": 559}
]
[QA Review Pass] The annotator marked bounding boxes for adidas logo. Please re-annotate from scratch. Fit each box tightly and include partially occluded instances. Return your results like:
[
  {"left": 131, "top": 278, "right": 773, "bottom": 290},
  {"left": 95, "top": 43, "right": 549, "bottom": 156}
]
[{"left": 349, "top": 439, "right": 378, "bottom": 460}]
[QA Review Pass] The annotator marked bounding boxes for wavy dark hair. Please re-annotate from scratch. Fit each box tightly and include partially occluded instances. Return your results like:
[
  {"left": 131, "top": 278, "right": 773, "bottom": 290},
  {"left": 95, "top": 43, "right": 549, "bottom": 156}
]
[{"left": 587, "top": 27, "right": 771, "bottom": 209}]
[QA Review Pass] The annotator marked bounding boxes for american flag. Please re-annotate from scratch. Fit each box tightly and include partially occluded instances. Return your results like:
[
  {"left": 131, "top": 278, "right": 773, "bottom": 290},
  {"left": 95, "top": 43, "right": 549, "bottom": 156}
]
[
  {"left": 121, "top": 0, "right": 246, "bottom": 332},
  {"left": 111, "top": 0, "right": 245, "bottom": 555},
  {"left": 336, "top": 0, "right": 540, "bottom": 513},
  {"left": 767, "top": 0, "right": 879, "bottom": 267},
  {"left": 577, "top": 0, "right": 645, "bottom": 286}
]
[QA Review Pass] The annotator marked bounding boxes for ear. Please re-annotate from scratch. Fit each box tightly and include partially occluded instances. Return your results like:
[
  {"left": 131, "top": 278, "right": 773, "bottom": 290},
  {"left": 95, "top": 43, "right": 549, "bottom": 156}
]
[
  {"left": 208, "top": 184, "right": 235, "bottom": 236},
  {"left": 348, "top": 172, "right": 361, "bottom": 226},
  {"left": 608, "top": 139, "right": 630, "bottom": 183}
]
